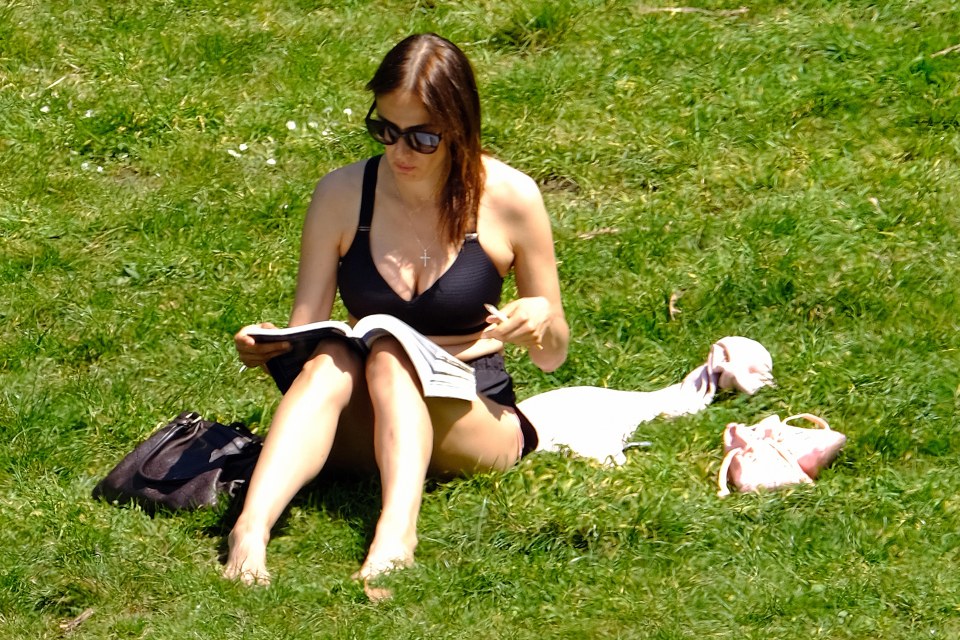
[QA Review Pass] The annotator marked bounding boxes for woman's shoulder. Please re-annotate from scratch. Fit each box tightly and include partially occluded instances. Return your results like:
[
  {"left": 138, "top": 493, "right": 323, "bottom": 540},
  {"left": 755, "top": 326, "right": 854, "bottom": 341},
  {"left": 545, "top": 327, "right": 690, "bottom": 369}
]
[
  {"left": 481, "top": 155, "right": 545, "bottom": 218},
  {"left": 307, "top": 157, "right": 377, "bottom": 214},
  {"left": 302, "top": 157, "right": 380, "bottom": 237},
  {"left": 482, "top": 155, "right": 539, "bottom": 193},
  {"left": 314, "top": 157, "right": 373, "bottom": 196}
]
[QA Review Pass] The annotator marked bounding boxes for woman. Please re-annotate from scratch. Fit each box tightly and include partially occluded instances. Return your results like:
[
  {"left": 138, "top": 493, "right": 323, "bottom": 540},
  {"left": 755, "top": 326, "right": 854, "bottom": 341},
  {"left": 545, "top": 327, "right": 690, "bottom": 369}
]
[{"left": 224, "top": 33, "right": 569, "bottom": 586}]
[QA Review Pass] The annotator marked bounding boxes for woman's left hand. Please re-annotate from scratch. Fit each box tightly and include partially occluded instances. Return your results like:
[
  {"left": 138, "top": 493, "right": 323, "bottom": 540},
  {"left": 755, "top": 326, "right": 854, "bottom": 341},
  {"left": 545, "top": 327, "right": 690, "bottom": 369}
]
[{"left": 482, "top": 296, "right": 552, "bottom": 351}]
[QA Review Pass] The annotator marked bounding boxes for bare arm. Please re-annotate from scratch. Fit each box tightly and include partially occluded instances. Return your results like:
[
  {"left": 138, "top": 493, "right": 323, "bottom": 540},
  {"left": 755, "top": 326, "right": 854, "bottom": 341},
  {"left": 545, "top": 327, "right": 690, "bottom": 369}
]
[
  {"left": 287, "top": 172, "right": 353, "bottom": 327},
  {"left": 235, "top": 164, "right": 362, "bottom": 366},
  {"left": 482, "top": 165, "right": 569, "bottom": 372}
]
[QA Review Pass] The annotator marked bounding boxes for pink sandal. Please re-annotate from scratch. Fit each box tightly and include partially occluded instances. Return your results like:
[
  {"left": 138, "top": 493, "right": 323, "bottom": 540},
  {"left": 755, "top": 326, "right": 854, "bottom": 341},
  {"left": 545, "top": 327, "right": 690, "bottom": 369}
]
[
  {"left": 717, "top": 413, "right": 845, "bottom": 496},
  {"left": 717, "top": 427, "right": 812, "bottom": 497},
  {"left": 749, "top": 414, "right": 846, "bottom": 479}
]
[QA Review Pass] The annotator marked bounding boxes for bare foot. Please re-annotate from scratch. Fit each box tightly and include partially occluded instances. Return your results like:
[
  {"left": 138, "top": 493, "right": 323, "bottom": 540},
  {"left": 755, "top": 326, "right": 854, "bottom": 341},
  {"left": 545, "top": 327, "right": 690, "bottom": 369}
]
[
  {"left": 223, "top": 526, "right": 271, "bottom": 586},
  {"left": 362, "top": 580, "right": 395, "bottom": 603},
  {"left": 353, "top": 545, "right": 414, "bottom": 603},
  {"left": 352, "top": 541, "right": 415, "bottom": 582}
]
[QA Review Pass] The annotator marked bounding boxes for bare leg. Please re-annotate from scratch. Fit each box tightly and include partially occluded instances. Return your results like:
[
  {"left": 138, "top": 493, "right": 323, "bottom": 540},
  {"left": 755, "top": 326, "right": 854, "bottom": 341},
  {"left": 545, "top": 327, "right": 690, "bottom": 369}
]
[
  {"left": 224, "top": 341, "right": 363, "bottom": 585},
  {"left": 355, "top": 339, "right": 523, "bottom": 580},
  {"left": 226, "top": 335, "right": 524, "bottom": 587},
  {"left": 354, "top": 338, "right": 432, "bottom": 580}
]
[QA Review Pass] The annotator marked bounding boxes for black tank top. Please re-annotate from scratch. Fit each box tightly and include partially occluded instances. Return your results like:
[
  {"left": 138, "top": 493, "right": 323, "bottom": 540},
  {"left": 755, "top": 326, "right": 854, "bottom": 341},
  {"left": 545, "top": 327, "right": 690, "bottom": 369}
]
[{"left": 337, "top": 156, "right": 504, "bottom": 336}]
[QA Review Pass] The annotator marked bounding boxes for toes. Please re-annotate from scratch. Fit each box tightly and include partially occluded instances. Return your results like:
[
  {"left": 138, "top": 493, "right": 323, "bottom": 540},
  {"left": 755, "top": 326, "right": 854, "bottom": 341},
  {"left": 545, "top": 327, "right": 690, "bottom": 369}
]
[
  {"left": 223, "top": 531, "right": 271, "bottom": 586},
  {"left": 241, "top": 569, "right": 271, "bottom": 587},
  {"left": 362, "top": 580, "right": 393, "bottom": 603},
  {"left": 224, "top": 562, "right": 271, "bottom": 586}
]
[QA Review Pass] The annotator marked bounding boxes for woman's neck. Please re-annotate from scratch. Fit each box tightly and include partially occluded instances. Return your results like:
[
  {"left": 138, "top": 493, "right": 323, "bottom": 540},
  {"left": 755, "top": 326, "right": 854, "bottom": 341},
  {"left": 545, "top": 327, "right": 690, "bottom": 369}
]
[{"left": 388, "top": 167, "right": 442, "bottom": 212}]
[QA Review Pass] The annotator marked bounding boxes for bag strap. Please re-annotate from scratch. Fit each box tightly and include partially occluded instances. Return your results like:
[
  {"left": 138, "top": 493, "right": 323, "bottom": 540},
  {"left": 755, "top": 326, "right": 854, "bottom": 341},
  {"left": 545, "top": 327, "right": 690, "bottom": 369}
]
[{"left": 783, "top": 413, "right": 830, "bottom": 431}]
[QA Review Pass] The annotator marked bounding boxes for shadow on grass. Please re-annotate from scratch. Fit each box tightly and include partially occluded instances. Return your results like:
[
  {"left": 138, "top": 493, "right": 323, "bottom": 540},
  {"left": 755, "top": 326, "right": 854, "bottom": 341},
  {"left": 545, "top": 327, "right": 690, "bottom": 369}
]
[
  {"left": 194, "top": 470, "right": 378, "bottom": 566},
  {"left": 203, "top": 471, "right": 451, "bottom": 568}
]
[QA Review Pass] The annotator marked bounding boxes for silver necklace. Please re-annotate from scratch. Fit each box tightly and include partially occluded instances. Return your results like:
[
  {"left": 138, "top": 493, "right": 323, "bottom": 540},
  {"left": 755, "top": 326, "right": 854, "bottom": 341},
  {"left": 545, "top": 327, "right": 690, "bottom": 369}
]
[
  {"left": 400, "top": 207, "right": 435, "bottom": 268},
  {"left": 393, "top": 183, "right": 437, "bottom": 268}
]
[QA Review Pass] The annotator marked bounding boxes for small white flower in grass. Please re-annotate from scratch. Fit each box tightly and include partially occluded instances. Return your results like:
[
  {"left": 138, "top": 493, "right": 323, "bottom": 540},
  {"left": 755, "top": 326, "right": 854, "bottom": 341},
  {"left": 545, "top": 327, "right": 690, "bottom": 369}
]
[
  {"left": 286, "top": 120, "right": 297, "bottom": 130},
  {"left": 227, "top": 149, "right": 241, "bottom": 158},
  {"left": 40, "top": 105, "right": 50, "bottom": 113},
  {"left": 322, "top": 128, "right": 332, "bottom": 137},
  {"left": 343, "top": 108, "right": 352, "bottom": 117},
  {"left": 308, "top": 121, "right": 318, "bottom": 129},
  {"left": 81, "top": 161, "right": 90, "bottom": 170},
  {"left": 266, "top": 158, "right": 277, "bottom": 166},
  {"left": 84, "top": 109, "right": 94, "bottom": 118},
  {"left": 238, "top": 143, "right": 248, "bottom": 151},
  {"left": 97, "top": 166, "right": 104, "bottom": 173}
]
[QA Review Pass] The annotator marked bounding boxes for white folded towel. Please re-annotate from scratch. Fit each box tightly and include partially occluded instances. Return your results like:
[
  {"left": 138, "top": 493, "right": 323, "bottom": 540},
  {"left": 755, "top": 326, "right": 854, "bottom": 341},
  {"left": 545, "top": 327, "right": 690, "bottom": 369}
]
[{"left": 517, "top": 336, "right": 775, "bottom": 465}]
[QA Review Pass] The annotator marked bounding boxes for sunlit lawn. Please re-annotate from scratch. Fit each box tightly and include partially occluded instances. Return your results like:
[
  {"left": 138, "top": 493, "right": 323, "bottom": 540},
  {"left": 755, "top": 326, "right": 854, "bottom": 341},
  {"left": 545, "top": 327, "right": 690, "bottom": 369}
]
[{"left": 2, "top": 1, "right": 959, "bottom": 638}]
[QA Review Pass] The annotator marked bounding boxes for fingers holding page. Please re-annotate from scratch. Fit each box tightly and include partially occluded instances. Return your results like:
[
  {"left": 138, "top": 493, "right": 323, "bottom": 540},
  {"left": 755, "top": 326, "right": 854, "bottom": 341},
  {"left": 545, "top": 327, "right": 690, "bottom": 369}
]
[{"left": 235, "top": 323, "right": 291, "bottom": 368}]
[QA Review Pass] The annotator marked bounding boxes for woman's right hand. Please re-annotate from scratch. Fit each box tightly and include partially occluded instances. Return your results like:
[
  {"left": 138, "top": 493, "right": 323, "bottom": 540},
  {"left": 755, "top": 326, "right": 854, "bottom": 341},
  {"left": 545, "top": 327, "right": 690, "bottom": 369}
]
[{"left": 234, "top": 323, "right": 292, "bottom": 369}]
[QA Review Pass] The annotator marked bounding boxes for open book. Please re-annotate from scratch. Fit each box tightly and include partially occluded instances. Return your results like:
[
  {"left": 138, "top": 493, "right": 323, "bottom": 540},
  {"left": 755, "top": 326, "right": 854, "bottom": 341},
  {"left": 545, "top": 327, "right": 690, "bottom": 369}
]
[{"left": 247, "top": 314, "right": 477, "bottom": 401}]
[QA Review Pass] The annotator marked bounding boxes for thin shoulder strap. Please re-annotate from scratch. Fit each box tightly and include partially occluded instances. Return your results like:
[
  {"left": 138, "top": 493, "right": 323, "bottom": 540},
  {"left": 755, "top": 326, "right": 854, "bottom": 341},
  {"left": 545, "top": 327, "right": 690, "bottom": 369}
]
[{"left": 357, "top": 155, "right": 382, "bottom": 231}]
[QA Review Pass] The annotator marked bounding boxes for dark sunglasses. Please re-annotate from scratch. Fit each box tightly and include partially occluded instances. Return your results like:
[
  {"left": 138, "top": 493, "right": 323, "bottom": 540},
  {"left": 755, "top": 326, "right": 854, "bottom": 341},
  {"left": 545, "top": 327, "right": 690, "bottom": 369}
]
[{"left": 365, "top": 103, "right": 442, "bottom": 154}]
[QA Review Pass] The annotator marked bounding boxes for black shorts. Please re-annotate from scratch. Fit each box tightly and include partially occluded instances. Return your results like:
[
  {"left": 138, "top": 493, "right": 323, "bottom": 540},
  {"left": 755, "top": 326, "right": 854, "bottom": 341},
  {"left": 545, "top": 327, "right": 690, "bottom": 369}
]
[{"left": 467, "top": 352, "right": 538, "bottom": 458}]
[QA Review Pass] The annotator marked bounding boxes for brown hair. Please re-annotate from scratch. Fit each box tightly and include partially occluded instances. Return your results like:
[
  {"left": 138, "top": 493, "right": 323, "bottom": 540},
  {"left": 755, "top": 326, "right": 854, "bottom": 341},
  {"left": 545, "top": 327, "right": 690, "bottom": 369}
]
[{"left": 366, "top": 33, "right": 484, "bottom": 247}]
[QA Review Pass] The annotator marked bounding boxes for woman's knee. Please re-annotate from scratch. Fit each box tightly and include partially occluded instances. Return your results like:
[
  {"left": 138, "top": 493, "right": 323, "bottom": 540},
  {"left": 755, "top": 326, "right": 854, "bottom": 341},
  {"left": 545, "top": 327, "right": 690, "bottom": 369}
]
[
  {"left": 364, "top": 337, "right": 418, "bottom": 389},
  {"left": 296, "top": 339, "right": 363, "bottom": 400}
]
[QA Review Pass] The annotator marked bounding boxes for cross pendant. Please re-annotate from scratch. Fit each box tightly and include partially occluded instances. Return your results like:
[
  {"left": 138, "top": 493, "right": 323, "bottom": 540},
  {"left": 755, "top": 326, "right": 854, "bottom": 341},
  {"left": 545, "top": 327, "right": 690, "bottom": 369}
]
[{"left": 420, "top": 249, "right": 431, "bottom": 267}]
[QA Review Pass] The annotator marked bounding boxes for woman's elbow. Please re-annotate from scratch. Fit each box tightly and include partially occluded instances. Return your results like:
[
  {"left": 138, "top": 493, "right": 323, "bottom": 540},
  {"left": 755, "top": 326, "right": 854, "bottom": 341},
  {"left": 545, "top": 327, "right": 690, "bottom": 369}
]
[{"left": 534, "top": 322, "right": 569, "bottom": 372}]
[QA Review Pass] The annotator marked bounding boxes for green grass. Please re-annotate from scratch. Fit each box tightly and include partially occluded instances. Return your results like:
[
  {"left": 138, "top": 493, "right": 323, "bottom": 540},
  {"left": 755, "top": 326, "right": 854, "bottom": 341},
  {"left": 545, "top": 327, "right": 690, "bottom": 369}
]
[{"left": 3, "top": 0, "right": 960, "bottom": 637}]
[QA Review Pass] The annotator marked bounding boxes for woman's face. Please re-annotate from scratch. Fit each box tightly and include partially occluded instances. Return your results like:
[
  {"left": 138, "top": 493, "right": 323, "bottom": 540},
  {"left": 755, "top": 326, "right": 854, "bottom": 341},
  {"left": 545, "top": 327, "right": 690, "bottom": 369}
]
[{"left": 373, "top": 90, "right": 449, "bottom": 185}]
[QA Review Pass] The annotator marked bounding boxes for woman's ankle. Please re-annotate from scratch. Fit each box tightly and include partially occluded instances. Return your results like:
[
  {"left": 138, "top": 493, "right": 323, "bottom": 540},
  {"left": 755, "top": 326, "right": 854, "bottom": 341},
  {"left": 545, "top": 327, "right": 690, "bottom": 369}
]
[{"left": 229, "top": 516, "right": 271, "bottom": 544}]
